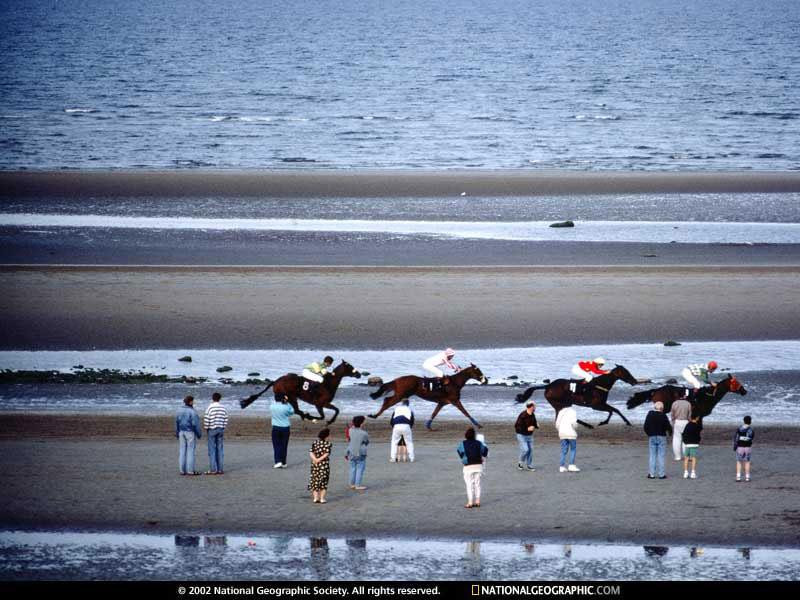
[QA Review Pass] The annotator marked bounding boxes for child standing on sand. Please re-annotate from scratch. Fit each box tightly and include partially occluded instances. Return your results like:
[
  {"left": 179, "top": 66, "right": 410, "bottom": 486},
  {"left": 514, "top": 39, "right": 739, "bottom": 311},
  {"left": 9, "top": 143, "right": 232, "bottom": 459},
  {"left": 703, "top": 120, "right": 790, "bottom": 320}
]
[
  {"left": 734, "top": 415, "right": 755, "bottom": 482},
  {"left": 682, "top": 414, "right": 702, "bottom": 479}
]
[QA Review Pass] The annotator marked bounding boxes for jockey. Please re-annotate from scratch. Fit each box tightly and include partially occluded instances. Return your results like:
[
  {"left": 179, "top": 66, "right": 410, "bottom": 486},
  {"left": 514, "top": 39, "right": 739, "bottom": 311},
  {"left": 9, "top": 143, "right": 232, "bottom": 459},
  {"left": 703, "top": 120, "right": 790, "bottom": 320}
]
[
  {"left": 571, "top": 357, "right": 609, "bottom": 383},
  {"left": 682, "top": 361, "right": 718, "bottom": 391},
  {"left": 303, "top": 356, "right": 334, "bottom": 384},
  {"left": 423, "top": 348, "right": 459, "bottom": 380}
]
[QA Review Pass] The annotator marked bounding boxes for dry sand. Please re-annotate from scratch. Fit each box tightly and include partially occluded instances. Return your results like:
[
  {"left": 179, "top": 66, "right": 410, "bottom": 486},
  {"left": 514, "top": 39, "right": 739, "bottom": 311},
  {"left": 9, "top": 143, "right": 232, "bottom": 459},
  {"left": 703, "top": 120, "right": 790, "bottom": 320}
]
[
  {"left": 2, "top": 265, "right": 798, "bottom": 349},
  {"left": 1, "top": 414, "right": 798, "bottom": 546}
]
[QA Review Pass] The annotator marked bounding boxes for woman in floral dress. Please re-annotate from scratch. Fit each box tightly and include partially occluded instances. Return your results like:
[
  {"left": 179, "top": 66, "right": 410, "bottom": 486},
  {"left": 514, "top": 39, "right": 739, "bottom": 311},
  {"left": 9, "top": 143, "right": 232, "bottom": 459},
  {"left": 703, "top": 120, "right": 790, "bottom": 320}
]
[{"left": 308, "top": 428, "right": 332, "bottom": 503}]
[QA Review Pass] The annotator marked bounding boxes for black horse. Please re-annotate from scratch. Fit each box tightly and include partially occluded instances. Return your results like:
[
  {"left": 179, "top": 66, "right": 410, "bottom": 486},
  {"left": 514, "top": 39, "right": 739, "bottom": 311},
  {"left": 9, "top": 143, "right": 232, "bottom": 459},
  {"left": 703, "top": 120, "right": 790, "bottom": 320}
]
[
  {"left": 626, "top": 374, "right": 747, "bottom": 419},
  {"left": 515, "top": 364, "right": 639, "bottom": 428}
]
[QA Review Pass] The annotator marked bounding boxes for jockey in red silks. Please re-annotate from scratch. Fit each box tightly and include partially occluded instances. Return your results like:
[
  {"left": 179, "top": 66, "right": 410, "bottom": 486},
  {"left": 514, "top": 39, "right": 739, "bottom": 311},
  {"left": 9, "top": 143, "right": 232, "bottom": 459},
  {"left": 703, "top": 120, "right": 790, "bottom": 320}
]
[{"left": 571, "top": 357, "right": 609, "bottom": 382}]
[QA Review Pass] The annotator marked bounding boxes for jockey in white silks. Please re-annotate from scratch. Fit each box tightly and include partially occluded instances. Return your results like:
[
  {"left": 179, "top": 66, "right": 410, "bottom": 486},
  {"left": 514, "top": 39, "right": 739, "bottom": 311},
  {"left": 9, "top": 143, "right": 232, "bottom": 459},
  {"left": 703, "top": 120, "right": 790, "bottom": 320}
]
[{"left": 422, "top": 348, "right": 459, "bottom": 378}]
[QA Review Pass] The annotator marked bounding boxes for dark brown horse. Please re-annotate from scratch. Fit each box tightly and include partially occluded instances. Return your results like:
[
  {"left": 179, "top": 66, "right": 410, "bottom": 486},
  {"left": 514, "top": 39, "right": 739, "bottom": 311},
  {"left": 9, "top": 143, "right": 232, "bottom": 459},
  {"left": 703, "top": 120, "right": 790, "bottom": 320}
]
[
  {"left": 368, "top": 364, "right": 488, "bottom": 429},
  {"left": 514, "top": 364, "right": 639, "bottom": 428},
  {"left": 239, "top": 360, "right": 361, "bottom": 424},
  {"left": 626, "top": 374, "right": 747, "bottom": 419}
]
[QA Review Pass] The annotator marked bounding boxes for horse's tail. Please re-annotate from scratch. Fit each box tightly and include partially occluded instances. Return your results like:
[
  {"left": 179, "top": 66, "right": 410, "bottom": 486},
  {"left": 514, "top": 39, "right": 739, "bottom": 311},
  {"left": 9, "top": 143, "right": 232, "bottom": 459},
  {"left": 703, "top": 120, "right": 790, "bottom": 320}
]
[
  {"left": 515, "top": 385, "right": 546, "bottom": 404},
  {"left": 626, "top": 389, "right": 653, "bottom": 410},
  {"left": 370, "top": 381, "right": 393, "bottom": 400},
  {"left": 240, "top": 379, "right": 274, "bottom": 409}
]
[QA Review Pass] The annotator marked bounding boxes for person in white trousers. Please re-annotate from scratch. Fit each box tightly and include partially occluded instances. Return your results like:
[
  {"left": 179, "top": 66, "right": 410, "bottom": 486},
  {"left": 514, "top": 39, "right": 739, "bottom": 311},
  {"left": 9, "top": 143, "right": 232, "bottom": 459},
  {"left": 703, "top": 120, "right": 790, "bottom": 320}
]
[
  {"left": 390, "top": 400, "right": 415, "bottom": 462},
  {"left": 670, "top": 397, "right": 692, "bottom": 461}
]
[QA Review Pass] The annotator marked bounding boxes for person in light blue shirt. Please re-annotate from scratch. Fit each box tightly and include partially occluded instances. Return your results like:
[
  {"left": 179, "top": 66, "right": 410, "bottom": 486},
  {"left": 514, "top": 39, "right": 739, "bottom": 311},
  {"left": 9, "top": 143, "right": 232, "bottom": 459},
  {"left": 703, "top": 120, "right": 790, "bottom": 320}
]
[
  {"left": 175, "top": 395, "right": 202, "bottom": 475},
  {"left": 271, "top": 395, "right": 300, "bottom": 468}
]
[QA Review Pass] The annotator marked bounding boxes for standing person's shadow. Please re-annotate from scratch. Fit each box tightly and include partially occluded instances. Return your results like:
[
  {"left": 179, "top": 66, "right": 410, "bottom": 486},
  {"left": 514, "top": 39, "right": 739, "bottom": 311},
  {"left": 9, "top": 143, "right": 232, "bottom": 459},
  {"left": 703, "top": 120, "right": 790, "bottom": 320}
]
[{"left": 346, "top": 539, "right": 367, "bottom": 577}]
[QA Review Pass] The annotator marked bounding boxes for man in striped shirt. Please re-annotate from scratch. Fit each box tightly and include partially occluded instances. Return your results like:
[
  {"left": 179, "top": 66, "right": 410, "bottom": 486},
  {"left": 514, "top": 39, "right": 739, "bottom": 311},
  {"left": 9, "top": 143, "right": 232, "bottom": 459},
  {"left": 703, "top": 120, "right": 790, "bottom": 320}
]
[{"left": 204, "top": 392, "right": 229, "bottom": 475}]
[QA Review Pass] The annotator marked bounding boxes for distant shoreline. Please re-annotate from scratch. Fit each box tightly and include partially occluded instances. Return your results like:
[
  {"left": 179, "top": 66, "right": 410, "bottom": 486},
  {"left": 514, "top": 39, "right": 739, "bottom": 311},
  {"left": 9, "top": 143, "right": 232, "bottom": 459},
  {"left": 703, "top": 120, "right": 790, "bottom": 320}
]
[{"left": 3, "top": 170, "right": 800, "bottom": 197}]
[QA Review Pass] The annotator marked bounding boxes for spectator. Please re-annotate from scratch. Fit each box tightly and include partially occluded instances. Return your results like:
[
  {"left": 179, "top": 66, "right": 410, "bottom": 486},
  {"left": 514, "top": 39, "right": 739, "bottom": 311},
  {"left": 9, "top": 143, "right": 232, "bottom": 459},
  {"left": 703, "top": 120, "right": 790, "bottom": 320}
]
[
  {"left": 175, "top": 395, "right": 202, "bottom": 476},
  {"left": 270, "top": 394, "right": 299, "bottom": 468},
  {"left": 555, "top": 405, "right": 580, "bottom": 473},
  {"left": 644, "top": 401, "right": 672, "bottom": 479},
  {"left": 346, "top": 416, "right": 370, "bottom": 490},
  {"left": 309, "top": 428, "right": 332, "bottom": 503},
  {"left": 515, "top": 401, "right": 539, "bottom": 471},
  {"left": 390, "top": 400, "right": 415, "bottom": 463},
  {"left": 203, "top": 392, "right": 228, "bottom": 475},
  {"left": 457, "top": 427, "right": 489, "bottom": 508},
  {"left": 734, "top": 415, "right": 755, "bottom": 482},
  {"left": 670, "top": 397, "right": 692, "bottom": 462},
  {"left": 682, "top": 413, "right": 703, "bottom": 479}
]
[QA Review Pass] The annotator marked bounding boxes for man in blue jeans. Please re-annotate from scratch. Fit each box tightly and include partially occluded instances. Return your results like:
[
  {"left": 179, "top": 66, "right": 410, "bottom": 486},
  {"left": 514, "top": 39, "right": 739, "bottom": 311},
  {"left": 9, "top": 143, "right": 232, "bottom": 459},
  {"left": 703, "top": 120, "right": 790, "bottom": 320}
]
[
  {"left": 514, "top": 401, "right": 539, "bottom": 471},
  {"left": 175, "top": 395, "right": 202, "bottom": 475},
  {"left": 346, "top": 415, "right": 370, "bottom": 490},
  {"left": 203, "top": 392, "right": 228, "bottom": 475},
  {"left": 644, "top": 401, "right": 672, "bottom": 479}
]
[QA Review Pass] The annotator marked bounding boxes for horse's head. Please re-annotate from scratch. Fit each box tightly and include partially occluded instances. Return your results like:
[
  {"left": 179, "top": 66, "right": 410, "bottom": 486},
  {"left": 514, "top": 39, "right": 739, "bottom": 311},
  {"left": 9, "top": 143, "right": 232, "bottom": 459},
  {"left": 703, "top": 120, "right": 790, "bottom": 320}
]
[
  {"left": 610, "top": 364, "right": 638, "bottom": 386},
  {"left": 465, "top": 363, "right": 488, "bottom": 385},
  {"left": 333, "top": 360, "right": 362, "bottom": 379},
  {"left": 726, "top": 374, "right": 747, "bottom": 396}
]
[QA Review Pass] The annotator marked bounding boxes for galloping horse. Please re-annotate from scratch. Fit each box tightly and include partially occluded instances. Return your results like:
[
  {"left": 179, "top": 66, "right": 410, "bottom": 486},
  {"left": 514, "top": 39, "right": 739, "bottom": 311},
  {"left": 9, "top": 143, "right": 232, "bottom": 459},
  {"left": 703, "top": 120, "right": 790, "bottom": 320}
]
[
  {"left": 368, "top": 364, "right": 488, "bottom": 429},
  {"left": 239, "top": 360, "right": 361, "bottom": 425},
  {"left": 626, "top": 374, "right": 747, "bottom": 419},
  {"left": 514, "top": 365, "right": 639, "bottom": 428}
]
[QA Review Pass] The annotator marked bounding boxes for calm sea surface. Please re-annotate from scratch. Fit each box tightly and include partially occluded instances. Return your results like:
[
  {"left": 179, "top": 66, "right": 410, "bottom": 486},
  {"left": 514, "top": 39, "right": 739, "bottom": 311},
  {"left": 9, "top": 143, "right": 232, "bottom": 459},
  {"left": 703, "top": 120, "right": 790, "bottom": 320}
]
[{"left": 1, "top": 0, "right": 799, "bottom": 171}]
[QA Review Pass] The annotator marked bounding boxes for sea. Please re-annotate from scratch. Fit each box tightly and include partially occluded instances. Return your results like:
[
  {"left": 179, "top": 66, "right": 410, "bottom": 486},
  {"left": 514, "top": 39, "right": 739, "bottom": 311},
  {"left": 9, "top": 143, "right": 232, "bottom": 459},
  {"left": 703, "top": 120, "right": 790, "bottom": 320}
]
[{"left": 1, "top": 0, "right": 799, "bottom": 172}]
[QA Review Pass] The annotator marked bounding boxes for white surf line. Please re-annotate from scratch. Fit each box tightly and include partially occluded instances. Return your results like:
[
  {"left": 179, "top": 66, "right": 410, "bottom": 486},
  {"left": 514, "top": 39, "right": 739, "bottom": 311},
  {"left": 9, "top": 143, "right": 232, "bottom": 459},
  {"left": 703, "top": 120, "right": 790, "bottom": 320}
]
[
  {"left": 2, "top": 340, "right": 798, "bottom": 384},
  {"left": 2, "top": 213, "right": 800, "bottom": 243}
]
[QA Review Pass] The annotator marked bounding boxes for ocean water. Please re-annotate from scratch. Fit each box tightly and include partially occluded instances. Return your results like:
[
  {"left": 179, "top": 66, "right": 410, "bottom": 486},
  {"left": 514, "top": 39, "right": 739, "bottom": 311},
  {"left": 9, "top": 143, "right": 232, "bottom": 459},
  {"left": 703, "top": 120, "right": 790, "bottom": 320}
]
[
  {"left": 1, "top": 343, "right": 798, "bottom": 424},
  {"left": 1, "top": 530, "right": 798, "bottom": 581},
  {"left": 1, "top": 0, "right": 799, "bottom": 171}
]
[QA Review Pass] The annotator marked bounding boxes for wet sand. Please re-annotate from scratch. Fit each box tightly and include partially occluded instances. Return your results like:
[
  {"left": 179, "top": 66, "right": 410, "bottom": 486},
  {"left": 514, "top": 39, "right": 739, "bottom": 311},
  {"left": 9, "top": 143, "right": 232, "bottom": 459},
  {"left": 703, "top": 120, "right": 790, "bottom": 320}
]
[
  {"left": 4, "top": 169, "right": 800, "bottom": 197},
  {"left": 1, "top": 414, "right": 798, "bottom": 546},
  {"left": 2, "top": 265, "right": 799, "bottom": 349}
]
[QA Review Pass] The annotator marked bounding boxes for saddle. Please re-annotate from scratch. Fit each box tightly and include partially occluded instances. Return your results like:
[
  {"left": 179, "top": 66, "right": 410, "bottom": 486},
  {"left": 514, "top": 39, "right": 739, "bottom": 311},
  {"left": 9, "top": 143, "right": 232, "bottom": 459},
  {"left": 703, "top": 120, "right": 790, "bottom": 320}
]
[
  {"left": 422, "top": 377, "right": 447, "bottom": 393},
  {"left": 568, "top": 380, "right": 589, "bottom": 396}
]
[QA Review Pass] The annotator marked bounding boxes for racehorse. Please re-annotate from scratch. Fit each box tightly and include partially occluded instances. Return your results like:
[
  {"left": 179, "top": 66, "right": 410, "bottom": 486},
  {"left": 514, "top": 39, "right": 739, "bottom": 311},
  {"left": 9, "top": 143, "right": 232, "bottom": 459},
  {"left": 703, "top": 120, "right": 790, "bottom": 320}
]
[
  {"left": 368, "top": 364, "right": 488, "bottom": 429},
  {"left": 626, "top": 374, "right": 747, "bottom": 419},
  {"left": 239, "top": 360, "right": 361, "bottom": 425},
  {"left": 514, "top": 365, "right": 639, "bottom": 428}
]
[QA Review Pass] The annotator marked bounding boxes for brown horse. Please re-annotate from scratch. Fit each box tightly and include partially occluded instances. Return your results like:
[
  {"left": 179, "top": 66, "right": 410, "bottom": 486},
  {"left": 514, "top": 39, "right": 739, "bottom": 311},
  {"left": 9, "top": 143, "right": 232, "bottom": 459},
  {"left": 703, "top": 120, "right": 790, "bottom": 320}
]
[
  {"left": 239, "top": 360, "right": 361, "bottom": 424},
  {"left": 368, "top": 364, "right": 488, "bottom": 429},
  {"left": 514, "top": 365, "right": 639, "bottom": 428},
  {"left": 626, "top": 374, "right": 747, "bottom": 419}
]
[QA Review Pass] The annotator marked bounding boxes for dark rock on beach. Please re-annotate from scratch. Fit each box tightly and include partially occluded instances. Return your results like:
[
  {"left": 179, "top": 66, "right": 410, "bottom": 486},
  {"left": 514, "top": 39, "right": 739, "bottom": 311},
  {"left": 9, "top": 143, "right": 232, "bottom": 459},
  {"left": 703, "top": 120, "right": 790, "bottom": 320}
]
[
  {"left": 216, "top": 366, "right": 233, "bottom": 373},
  {"left": 178, "top": 356, "right": 192, "bottom": 362},
  {"left": 367, "top": 376, "right": 383, "bottom": 387},
  {"left": 664, "top": 340, "right": 682, "bottom": 346},
  {"left": 549, "top": 220, "right": 575, "bottom": 228}
]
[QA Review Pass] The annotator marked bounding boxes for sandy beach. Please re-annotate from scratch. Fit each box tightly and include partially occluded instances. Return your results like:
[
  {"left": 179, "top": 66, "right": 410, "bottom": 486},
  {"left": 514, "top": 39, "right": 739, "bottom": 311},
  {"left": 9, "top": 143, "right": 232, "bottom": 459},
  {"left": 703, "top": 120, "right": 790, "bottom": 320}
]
[
  {"left": 0, "top": 414, "right": 797, "bottom": 546},
  {"left": 2, "top": 265, "right": 798, "bottom": 350}
]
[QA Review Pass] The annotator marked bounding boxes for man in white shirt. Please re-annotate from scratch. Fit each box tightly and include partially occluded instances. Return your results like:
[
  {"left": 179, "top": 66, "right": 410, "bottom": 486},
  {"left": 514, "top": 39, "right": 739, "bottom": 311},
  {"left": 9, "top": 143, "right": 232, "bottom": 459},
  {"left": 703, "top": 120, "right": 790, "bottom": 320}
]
[{"left": 390, "top": 400, "right": 415, "bottom": 462}]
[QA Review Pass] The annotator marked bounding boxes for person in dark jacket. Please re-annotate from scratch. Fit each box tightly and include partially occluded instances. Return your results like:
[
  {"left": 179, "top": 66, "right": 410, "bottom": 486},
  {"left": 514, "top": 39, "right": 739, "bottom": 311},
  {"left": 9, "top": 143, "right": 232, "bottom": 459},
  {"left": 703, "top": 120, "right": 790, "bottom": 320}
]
[
  {"left": 733, "top": 415, "right": 754, "bottom": 482},
  {"left": 457, "top": 427, "right": 488, "bottom": 508},
  {"left": 175, "top": 395, "right": 202, "bottom": 475},
  {"left": 644, "top": 401, "right": 672, "bottom": 479},
  {"left": 514, "top": 401, "right": 539, "bottom": 471},
  {"left": 682, "top": 413, "right": 703, "bottom": 479}
]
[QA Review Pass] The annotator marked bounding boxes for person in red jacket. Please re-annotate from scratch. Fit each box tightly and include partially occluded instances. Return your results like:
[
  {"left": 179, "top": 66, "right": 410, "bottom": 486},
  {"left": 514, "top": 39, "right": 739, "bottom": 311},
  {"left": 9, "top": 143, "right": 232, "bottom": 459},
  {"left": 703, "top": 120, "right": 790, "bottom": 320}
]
[{"left": 571, "top": 357, "right": 609, "bottom": 382}]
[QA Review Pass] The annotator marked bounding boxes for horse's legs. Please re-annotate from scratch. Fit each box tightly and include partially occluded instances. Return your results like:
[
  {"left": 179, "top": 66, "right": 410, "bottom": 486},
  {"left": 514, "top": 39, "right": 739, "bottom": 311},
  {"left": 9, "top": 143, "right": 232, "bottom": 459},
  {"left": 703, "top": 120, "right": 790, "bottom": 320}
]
[
  {"left": 608, "top": 404, "right": 632, "bottom": 426},
  {"left": 325, "top": 404, "right": 339, "bottom": 425},
  {"left": 576, "top": 418, "right": 594, "bottom": 430},
  {"left": 286, "top": 395, "right": 310, "bottom": 421},
  {"left": 426, "top": 402, "right": 446, "bottom": 430},
  {"left": 450, "top": 398, "right": 482, "bottom": 429},
  {"left": 369, "top": 382, "right": 391, "bottom": 400},
  {"left": 368, "top": 394, "right": 404, "bottom": 419}
]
